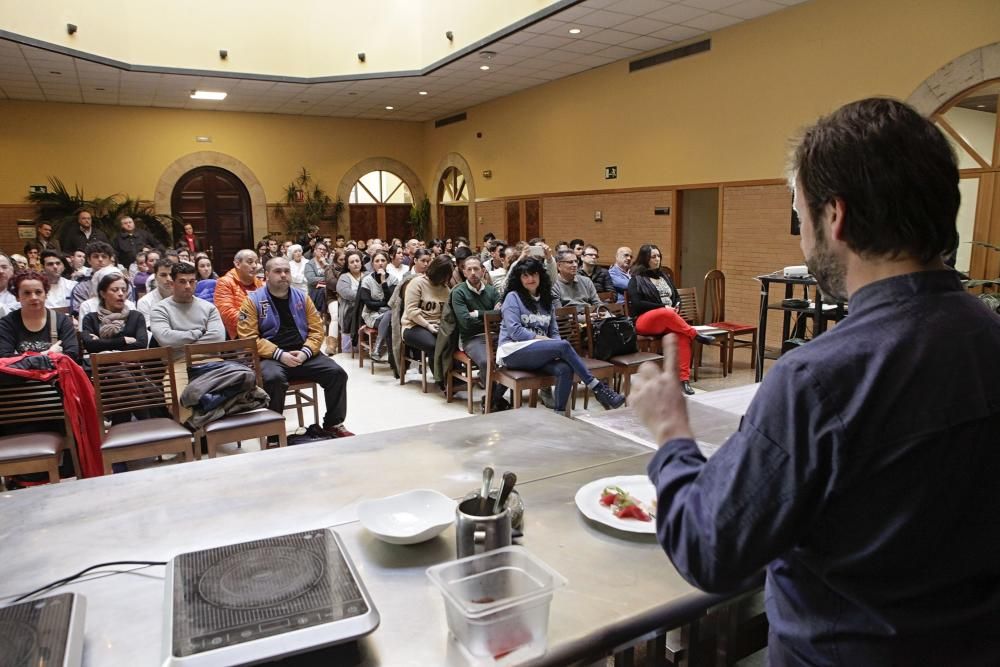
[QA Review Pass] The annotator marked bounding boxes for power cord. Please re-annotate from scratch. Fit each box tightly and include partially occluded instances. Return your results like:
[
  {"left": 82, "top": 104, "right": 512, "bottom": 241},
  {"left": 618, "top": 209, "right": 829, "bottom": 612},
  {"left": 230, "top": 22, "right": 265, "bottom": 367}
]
[{"left": 12, "top": 560, "right": 167, "bottom": 602}]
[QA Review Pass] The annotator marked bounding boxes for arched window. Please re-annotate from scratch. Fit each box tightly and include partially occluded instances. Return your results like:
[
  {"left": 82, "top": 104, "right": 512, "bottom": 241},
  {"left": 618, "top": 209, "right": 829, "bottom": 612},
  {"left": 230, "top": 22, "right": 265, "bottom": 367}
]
[
  {"left": 349, "top": 170, "right": 412, "bottom": 205},
  {"left": 932, "top": 79, "right": 999, "bottom": 277},
  {"left": 437, "top": 166, "right": 470, "bottom": 241},
  {"left": 438, "top": 167, "right": 468, "bottom": 204}
]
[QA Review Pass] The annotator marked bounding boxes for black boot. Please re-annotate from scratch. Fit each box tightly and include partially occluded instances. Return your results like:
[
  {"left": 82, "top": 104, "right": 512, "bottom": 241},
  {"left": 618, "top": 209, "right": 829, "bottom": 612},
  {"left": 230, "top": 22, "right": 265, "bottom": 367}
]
[{"left": 680, "top": 381, "right": 695, "bottom": 395}]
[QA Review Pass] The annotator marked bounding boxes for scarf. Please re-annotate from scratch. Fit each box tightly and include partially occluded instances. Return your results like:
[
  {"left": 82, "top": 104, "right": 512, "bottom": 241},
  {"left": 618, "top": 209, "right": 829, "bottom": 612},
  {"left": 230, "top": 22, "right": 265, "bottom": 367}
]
[{"left": 98, "top": 305, "right": 129, "bottom": 338}]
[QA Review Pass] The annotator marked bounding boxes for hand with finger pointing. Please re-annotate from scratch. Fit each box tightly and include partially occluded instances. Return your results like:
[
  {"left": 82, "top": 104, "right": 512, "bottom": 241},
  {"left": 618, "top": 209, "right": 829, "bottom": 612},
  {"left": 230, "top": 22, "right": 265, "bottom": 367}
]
[{"left": 631, "top": 334, "right": 694, "bottom": 446}]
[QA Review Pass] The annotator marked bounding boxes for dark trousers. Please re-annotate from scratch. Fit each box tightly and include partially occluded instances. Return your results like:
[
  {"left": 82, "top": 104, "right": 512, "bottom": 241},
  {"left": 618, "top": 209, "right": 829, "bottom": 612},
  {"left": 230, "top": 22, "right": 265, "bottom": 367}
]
[
  {"left": 464, "top": 334, "right": 505, "bottom": 401},
  {"left": 403, "top": 325, "right": 437, "bottom": 355},
  {"left": 261, "top": 355, "right": 348, "bottom": 427}
]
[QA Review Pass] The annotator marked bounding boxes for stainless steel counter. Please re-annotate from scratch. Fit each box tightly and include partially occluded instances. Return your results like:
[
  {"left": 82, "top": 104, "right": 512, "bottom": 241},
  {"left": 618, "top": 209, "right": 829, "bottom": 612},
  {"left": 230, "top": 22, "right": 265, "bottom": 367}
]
[{"left": 0, "top": 391, "right": 756, "bottom": 666}]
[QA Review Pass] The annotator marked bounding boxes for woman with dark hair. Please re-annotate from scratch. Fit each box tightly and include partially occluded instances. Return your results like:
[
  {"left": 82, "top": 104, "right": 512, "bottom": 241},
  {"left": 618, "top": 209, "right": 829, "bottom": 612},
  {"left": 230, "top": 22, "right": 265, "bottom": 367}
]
[
  {"left": 23, "top": 242, "right": 43, "bottom": 271},
  {"left": 429, "top": 239, "right": 444, "bottom": 257},
  {"left": 0, "top": 270, "right": 79, "bottom": 362},
  {"left": 359, "top": 249, "right": 398, "bottom": 361},
  {"left": 497, "top": 257, "right": 623, "bottom": 414},
  {"left": 385, "top": 244, "right": 410, "bottom": 282},
  {"left": 335, "top": 250, "right": 366, "bottom": 352},
  {"left": 194, "top": 253, "right": 217, "bottom": 281},
  {"left": 402, "top": 255, "right": 453, "bottom": 360},
  {"left": 627, "top": 243, "right": 714, "bottom": 395},
  {"left": 444, "top": 238, "right": 455, "bottom": 257},
  {"left": 81, "top": 273, "right": 147, "bottom": 354}
]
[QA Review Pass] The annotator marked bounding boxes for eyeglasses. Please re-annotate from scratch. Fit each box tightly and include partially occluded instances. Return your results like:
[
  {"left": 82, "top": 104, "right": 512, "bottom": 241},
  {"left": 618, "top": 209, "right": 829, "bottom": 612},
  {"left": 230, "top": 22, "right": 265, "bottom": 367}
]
[
  {"left": 558, "top": 260, "right": 577, "bottom": 265},
  {"left": 583, "top": 253, "right": 599, "bottom": 258}
]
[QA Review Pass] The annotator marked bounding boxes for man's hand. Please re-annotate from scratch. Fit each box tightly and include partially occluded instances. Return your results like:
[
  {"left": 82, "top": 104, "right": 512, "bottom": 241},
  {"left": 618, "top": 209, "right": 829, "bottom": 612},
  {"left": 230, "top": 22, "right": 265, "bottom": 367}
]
[
  {"left": 631, "top": 334, "right": 694, "bottom": 446},
  {"left": 280, "top": 351, "right": 304, "bottom": 367}
]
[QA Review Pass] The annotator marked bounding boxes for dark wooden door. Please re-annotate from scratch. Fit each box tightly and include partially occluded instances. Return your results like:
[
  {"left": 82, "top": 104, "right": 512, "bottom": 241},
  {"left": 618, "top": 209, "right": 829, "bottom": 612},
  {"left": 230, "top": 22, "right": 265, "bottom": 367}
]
[
  {"left": 171, "top": 167, "right": 252, "bottom": 264},
  {"left": 441, "top": 205, "right": 469, "bottom": 241},
  {"left": 504, "top": 199, "right": 542, "bottom": 244},
  {"left": 524, "top": 199, "right": 540, "bottom": 240},
  {"left": 350, "top": 204, "right": 378, "bottom": 243},
  {"left": 505, "top": 201, "right": 520, "bottom": 244},
  {"left": 385, "top": 204, "right": 412, "bottom": 242}
]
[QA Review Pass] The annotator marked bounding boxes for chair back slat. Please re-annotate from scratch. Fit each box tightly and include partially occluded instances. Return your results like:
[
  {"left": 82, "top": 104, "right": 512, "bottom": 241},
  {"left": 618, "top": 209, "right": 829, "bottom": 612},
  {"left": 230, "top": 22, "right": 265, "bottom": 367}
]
[
  {"left": 0, "top": 381, "right": 65, "bottom": 424},
  {"left": 184, "top": 339, "right": 262, "bottom": 387},
  {"left": 677, "top": 287, "right": 701, "bottom": 325},
  {"left": 703, "top": 269, "right": 726, "bottom": 323},
  {"left": 91, "top": 347, "right": 179, "bottom": 421},
  {"left": 554, "top": 306, "right": 586, "bottom": 356},
  {"left": 482, "top": 311, "right": 502, "bottom": 373}
]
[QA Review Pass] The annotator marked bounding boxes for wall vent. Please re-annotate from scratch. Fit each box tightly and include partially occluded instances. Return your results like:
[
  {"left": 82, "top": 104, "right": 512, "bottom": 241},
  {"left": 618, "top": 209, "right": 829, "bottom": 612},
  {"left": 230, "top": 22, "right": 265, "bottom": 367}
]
[
  {"left": 629, "top": 39, "right": 711, "bottom": 73},
  {"left": 435, "top": 112, "right": 467, "bottom": 128}
]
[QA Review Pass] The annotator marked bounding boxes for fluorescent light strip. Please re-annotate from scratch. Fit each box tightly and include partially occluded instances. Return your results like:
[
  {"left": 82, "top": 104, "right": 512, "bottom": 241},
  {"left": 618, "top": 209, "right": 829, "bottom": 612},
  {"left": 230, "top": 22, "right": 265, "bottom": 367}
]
[{"left": 190, "top": 90, "right": 227, "bottom": 100}]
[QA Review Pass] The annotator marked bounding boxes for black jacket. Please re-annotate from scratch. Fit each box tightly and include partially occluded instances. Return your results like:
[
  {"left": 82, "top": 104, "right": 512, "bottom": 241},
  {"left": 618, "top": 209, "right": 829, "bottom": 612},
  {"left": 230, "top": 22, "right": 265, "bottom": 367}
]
[
  {"left": 627, "top": 271, "right": 680, "bottom": 318},
  {"left": 113, "top": 229, "right": 162, "bottom": 268},
  {"left": 61, "top": 226, "right": 110, "bottom": 255},
  {"left": 578, "top": 265, "right": 614, "bottom": 294}
]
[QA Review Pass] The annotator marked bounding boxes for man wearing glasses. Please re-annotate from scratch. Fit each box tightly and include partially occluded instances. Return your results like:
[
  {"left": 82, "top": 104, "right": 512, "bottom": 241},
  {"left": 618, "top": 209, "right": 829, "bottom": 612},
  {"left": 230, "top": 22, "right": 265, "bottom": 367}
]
[
  {"left": 608, "top": 247, "right": 633, "bottom": 303},
  {"left": 578, "top": 244, "right": 614, "bottom": 295},
  {"left": 553, "top": 250, "right": 601, "bottom": 311}
]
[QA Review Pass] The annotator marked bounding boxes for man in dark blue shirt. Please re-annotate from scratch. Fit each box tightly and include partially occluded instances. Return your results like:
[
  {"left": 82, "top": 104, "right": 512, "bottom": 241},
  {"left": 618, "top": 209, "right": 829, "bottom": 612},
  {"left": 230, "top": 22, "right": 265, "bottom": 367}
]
[{"left": 632, "top": 98, "right": 1000, "bottom": 666}]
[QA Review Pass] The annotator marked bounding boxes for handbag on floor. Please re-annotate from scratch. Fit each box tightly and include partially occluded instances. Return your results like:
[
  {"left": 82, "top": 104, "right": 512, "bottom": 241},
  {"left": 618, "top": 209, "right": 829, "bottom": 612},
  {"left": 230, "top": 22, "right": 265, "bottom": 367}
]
[{"left": 592, "top": 308, "right": 638, "bottom": 360}]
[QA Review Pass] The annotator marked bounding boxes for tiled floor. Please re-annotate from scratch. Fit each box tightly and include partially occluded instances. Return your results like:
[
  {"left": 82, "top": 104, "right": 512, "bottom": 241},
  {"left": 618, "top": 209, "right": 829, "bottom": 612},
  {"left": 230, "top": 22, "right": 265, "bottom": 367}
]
[{"left": 129, "top": 345, "right": 765, "bottom": 469}]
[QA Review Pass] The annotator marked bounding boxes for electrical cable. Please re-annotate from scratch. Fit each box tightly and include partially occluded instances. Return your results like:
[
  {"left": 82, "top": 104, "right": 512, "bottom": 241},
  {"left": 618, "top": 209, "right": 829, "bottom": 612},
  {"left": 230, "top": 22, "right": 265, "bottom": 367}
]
[{"left": 12, "top": 560, "right": 166, "bottom": 602}]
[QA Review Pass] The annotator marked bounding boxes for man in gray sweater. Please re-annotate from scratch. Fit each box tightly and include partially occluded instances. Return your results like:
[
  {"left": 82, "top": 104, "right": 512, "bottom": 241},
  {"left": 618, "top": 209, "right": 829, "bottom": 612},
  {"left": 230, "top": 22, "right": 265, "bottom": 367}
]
[{"left": 150, "top": 262, "right": 225, "bottom": 417}]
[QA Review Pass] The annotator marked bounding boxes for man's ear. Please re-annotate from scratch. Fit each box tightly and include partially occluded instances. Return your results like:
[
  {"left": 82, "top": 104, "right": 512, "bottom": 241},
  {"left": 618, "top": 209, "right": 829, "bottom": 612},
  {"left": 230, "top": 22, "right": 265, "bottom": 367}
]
[{"left": 828, "top": 197, "right": 847, "bottom": 242}]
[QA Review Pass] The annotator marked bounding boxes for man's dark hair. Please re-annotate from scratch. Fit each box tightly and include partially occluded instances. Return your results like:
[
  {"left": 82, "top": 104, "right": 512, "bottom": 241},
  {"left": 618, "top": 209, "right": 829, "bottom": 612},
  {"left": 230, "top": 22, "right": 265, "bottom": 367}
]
[
  {"left": 426, "top": 256, "right": 454, "bottom": 286},
  {"left": 171, "top": 261, "right": 196, "bottom": 279},
  {"left": 455, "top": 236, "right": 470, "bottom": 247},
  {"left": 153, "top": 257, "right": 175, "bottom": 274},
  {"left": 40, "top": 250, "right": 62, "bottom": 264},
  {"left": 336, "top": 234, "right": 345, "bottom": 241},
  {"left": 792, "top": 97, "right": 959, "bottom": 263},
  {"left": 453, "top": 246, "right": 473, "bottom": 262},
  {"left": 482, "top": 232, "right": 496, "bottom": 243},
  {"left": 507, "top": 257, "right": 552, "bottom": 314},
  {"left": 528, "top": 237, "right": 545, "bottom": 246},
  {"left": 85, "top": 240, "right": 115, "bottom": 259},
  {"left": 570, "top": 238, "right": 585, "bottom": 248},
  {"left": 165, "top": 250, "right": 180, "bottom": 262},
  {"left": 487, "top": 239, "right": 506, "bottom": 253}
]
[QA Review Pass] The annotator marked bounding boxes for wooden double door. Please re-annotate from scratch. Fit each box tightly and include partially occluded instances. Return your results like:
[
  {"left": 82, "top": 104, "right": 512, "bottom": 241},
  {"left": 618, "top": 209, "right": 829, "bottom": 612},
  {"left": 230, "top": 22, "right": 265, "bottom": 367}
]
[
  {"left": 171, "top": 167, "right": 252, "bottom": 263},
  {"left": 505, "top": 199, "right": 540, "bottom": 244},
  {"left": 350, "top": 204, "right": 412, "bottom": 243}
]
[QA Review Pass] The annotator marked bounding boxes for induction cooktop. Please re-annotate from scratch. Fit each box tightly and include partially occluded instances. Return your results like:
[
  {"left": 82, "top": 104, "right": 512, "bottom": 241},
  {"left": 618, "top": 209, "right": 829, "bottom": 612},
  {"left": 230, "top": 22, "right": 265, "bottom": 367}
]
[
  {"left": 0, "top": 592, "right": 85, "bottom": 667},
  {"left": 163, "top": 529, "right": 379, "bottom": 666}
]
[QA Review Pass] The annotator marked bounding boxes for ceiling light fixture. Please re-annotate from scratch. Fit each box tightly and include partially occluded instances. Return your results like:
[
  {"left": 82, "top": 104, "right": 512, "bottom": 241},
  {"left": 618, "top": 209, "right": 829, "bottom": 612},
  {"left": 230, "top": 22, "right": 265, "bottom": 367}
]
[
  {"left": 479, "top": 65, "right": 491, "bottom": 71},
  {"left": 49, "top": 71, "right": 61, "bottom": 75},
  {"left": 418, "top": 91, "right": 428, "bottom": 95},
  {"left": 385, "top": 106, "right": 394, "bottom": 110},
  {"left": 66, "top": 23, "right": 77, "bottom": 35},
  {"left": 569, "top": 28, "right": 581, "bottom": 34},
  {"left": 977, "top": 104, "right": 987, "bottom": 108},
  {"left": 190, "top": 90, "right": 227, "bottom": 100},
  {"left": 479, "top": 51, "right": 496, "bottom": 60}
]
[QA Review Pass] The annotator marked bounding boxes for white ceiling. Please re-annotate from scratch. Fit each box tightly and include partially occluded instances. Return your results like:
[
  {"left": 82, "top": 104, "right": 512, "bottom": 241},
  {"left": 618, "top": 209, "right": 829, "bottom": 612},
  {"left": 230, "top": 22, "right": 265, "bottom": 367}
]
[{"left": 0, "top": 0, "right": 808, "bottom": 122}]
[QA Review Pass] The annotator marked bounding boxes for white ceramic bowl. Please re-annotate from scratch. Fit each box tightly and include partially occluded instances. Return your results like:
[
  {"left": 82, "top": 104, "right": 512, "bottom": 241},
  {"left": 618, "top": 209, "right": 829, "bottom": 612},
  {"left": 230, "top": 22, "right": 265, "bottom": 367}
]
[{"left": 357, "top": 489, "right": 458, "bottom": 545}]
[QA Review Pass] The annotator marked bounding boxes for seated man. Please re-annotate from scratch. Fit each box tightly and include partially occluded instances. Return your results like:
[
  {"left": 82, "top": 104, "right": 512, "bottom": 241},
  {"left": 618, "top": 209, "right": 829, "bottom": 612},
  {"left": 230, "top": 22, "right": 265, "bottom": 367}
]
[
  {"left": 40, "top": 250, "right": 77, "bottom": 309},
  {"left": 578, "top": 244, "right": 614, "bottom": 295},
  {"left": 451, "top": 256, "right": 508, "bottom": 411},
  {"left": 215, "top": 249, "right": 263, "bottom": 339},
  {"left": 608, "top": 246, "right": 632, "bottom": 303},
  {"left": 150, "top": 262, "right": 226, "bottom": 411},
  {"left": 69, "top": 241, "right": 118, "bottom": 316},
  {"left": 238, "top": 257, "right": 353, "bottom": 439},
  {"left": 138, "top": 258, "right": 175, "bottom": 339},
  {"left": 553, "top": 250, "right": 601, "bottom": 311}
]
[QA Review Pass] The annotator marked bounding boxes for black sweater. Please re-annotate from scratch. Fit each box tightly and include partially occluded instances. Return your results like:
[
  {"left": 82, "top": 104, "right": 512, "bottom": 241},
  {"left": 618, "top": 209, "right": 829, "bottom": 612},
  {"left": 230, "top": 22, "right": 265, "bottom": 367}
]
[
  {"left": 627, "top": 272, "right": 681, "bottom": 318},
  {"left": 81, "top": 310, "right": 148, "bottom": 353}
]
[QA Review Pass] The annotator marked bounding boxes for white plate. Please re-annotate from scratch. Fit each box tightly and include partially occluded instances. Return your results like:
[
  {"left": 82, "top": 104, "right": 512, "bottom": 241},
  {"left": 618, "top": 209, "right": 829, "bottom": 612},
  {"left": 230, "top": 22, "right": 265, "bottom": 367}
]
[
  {"left": 357, "top": 489, "right": 457, "bottom": 545},
  {"left": 574, "top": 475, "right": 657, "bottom": 534}
]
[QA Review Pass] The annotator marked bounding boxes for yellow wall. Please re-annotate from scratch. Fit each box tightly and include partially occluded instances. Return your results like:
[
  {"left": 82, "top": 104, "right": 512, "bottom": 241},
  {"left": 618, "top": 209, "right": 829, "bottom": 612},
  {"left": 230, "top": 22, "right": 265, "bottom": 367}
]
[
  {"left": 421, "top": 0, "right": 1000, "bottom": 199},
  {"left": 0, "top": 0, "right": 555, "bottom": 76},
  {"left": 0, "top": 102, "right": 425, "bottom": 203}
]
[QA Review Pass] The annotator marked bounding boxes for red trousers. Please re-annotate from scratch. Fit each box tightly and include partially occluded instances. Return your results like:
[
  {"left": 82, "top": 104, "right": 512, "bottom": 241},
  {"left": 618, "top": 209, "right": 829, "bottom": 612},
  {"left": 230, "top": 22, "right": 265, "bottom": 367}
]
[{"left": 635, "top": 307, "right": 698, "bottom": 381}]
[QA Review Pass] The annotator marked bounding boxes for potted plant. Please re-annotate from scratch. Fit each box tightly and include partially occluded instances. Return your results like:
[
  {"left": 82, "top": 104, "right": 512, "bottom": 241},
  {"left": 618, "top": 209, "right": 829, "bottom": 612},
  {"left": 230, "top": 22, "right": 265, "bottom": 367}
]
[
  {"left": 407, "top": 195, "right": 431, "bottom": 242},
  {"left": 272, "top": 167, "right": 343, "bottom": 241}
]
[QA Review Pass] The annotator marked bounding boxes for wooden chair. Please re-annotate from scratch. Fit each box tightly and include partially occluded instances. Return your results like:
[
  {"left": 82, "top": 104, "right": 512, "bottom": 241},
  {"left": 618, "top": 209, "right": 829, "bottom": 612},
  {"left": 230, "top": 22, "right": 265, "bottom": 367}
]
[
  {"left": 184, "top": 339, "right": 287, "bottom": 459},
  {"left": 703, "top": 269, "right": 758, "bottom": 374},
  {"left": 585, "top": 304, "right": 664, "bottom": 399},
  {"left": 596, "top": 290, "right": 616, "bottom": 304},
  {"left": 286, "top": 379, "right": 320, "bottom": 427},
  {"left": 446, "top": 349, "right": 477, "bottom": 414},
  {"left": 0, "top": 380, "right": 76, "bottom": 487},
  {"left": 357, "top": 325, "right": 379, "bottom": 373},
  {"left": 622, "top": 290, "right": 660, "bottom": 354},
  {"left": 554, "top": 306, "right": 615, "bottom": 410},
  {"left": 676, "top": 287, "right": 728, "bottom": 380},
  {"left": 482, "top": 312, "right": 566, "bottom": 415},
  {"left": 90, "top": 347, "right": 195, "bottom": 474}
]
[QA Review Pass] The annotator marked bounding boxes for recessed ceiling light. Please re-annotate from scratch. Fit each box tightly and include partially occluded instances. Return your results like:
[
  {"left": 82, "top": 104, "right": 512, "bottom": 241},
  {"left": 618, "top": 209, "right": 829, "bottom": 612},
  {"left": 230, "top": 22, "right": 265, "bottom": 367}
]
[
  {"left": 385, "top": 105, "right": 394, "bottom": 110},
  {"left": 190, "top": 90, "right": 227, "bottom": 100},
  {"left": 569, "top": 28, "right": 582, "bottom": 34},
  {"left": 418, "top": 91, "right": 428, "bottom": 95},
  {"left": 49, "top": 71, "right": 61, "bottom": 75},
  {"left": 479, "top": 65, "right": 491, "bottom": 71},
  {"left": 977, "top": 104, "right": 987, "bottom": 108},
  {"left": 479, "top": 51, "right": 496, "bottom": 60}
]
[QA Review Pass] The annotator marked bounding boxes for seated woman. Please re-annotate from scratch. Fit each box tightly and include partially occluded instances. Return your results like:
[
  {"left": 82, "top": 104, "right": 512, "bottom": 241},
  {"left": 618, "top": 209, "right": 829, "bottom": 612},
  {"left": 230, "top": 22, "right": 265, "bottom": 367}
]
[
  {"left": 626, "top": 243, "right": 714, "bottom": 395},
  {"left": 194, "top": 253, "right": 218, "bottom": 281},
  {"left": 81, "top": 273, "right": 148, "bottom": 355},
  {"left": 0, "top": 270, "right": 79, "bottom": 362},
  {"left": 323, "top": 249, "right": 346, "bottom": 355},
  {"left": 401, "top": 256, "right": 453, "bottom": 385},
  {"left": 288, "top": 244, "right": 308, "bottom": 293},
  {"left": 498, "top": 257, "right": 624, "bottom": 414},
  {"left": 385, "top": 244, "right": 410, "bottom": 282},
  {"left": 358, "top": 249, "right": 397, "bottom": 361},
  {"left": 335, "top": 250, "right": 365, "bottom": 352},
  {"left": 304, "top": 241, "right": 329, "bottom": 310}
]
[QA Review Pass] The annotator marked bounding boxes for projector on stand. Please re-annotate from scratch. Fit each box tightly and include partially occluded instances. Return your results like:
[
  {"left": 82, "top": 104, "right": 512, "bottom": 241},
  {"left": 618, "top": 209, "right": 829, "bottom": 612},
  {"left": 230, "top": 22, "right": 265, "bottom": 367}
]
[{"left": 783, "top": 265, "right": 810, "bottom": 278}]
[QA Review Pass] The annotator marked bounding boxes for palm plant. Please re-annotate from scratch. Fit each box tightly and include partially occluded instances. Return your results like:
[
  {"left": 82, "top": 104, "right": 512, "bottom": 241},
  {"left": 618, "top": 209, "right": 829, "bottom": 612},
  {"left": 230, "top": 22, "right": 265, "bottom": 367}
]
[
  {"left": 408, "top": 195, "right": 431, "bottom": 241},
  {"left": 272, "top": 167, "right": 343, "bottom": 240}
]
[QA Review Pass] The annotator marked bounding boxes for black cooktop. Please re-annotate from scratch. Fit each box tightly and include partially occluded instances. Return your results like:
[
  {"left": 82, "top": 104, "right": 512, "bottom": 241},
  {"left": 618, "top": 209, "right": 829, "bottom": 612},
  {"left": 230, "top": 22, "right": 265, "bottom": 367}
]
[
  {"left": 170, "top": 529, "right": 373, "bottom": 660},
  {"left": 0, "top": 592, "right": 84, "bottom": 667}
]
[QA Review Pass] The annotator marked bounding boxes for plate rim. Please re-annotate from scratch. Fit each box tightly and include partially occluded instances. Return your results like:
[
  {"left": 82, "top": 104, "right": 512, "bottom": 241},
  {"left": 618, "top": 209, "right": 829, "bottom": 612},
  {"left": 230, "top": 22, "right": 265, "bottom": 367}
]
[{"left": 574, "top": 475, "right": 657, "bottom": 534}]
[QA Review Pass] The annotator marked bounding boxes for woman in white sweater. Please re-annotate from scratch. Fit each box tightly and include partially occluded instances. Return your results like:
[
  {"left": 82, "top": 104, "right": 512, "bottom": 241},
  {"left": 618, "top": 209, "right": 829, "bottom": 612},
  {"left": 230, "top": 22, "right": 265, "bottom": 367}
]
[{"left": 287, "top": 244, "right": 308, "bottom": 293}]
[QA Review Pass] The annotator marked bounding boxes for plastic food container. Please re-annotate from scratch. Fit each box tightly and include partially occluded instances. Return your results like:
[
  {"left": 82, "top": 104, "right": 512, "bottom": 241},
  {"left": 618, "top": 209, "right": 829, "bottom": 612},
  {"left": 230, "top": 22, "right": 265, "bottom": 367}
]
[{"left": 426, "top": 546, "right": 566, "bottom": 660}]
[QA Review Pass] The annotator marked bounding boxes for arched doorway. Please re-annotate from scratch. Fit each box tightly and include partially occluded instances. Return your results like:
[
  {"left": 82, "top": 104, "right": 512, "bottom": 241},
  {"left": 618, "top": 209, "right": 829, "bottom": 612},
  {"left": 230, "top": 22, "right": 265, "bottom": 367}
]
[
  {"left": 438, "top": 166, "right": 469, "bottom": 242},
  {"left": 931, "top": 79, "right": 1000, "bottom": 281},
  {"left": 170, "top": 167, "right": 253, "bottom": 264},
  {"left": 348, "top": 170, "right": 413, "bottom": 243}
]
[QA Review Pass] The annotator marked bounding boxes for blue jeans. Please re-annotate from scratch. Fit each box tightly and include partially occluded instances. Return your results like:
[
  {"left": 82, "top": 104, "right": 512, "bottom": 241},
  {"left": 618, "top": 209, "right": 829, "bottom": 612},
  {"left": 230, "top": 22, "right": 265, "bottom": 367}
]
[{"left": 502, "top": 339, "right": 594, "bottom": 411}]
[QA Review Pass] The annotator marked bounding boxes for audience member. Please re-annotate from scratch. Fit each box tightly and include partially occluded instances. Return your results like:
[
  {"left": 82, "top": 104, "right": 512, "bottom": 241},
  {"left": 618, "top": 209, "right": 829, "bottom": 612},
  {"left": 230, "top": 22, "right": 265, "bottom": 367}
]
[
  {"left": 195, "top": 253, "right": 217, "bottom": 281},
  {"left": 40, "top": 250, "right": 77, "bottom": 309},
  {"left": 627, "top": 244, "right": 713, "bottom": 395},
  {"left": 323, "top": 249, "right": 347, "bottom": 354},
  {"left": 336, "top": 250, "right": 365, "bottom": 352},
  {"left": 287, "top": 244, "right": 308, "bottom": 293},
  {"left": 359, "top": 249, "right": 397, "bottom": 361},
  {"left": 579, "top": 244, "right": 614, "bottom": 294},
  {"left": 179, "top": 222, "right": 200, "bottom": 254},
  {"left": 386, "top": 245, "right": 410, "bottom": 282},
  {"left": 35, "top": 222, "right": 61, "bottom": 252},
  {"left": 68, "top": 249, "right": 90, "bottom": 281},
  {"left": 81, "top": 273, "right": 147, "bottom": 355},
  {"left": 497, "top": 257, "right": 623, "bottom": 413},
  {"left": 138, "top": 258, "right": 174, "bottom": 336},
  {"left": 61, "top": 210, "right": 110, "bottom": 255},
  {"left": 176, "top": 248, "right": 192, "bottom": 264},
  {"left": 11, "top": 254, "right": 27, "bottom": 271},
  {"left": 402, "top": 255, "right": 453, "bottom": 360},
  {"left": 451, "top": 255, "right": 507, "bottom": 411},
  {"left": 214, "top": 249, "right": 262, "bottom": 339},
  {"left": 304, "top": 242, "right": 329, "bottom": 310},
  {"left": 238, "top": 257, "right": 353, "bottom": 438},
  {"left": 609, "top": 246, "right": 633, "bottom": 303},
  {"left": 112, "top": 216, "right": 160, "bottom": 269},
  {"left": 23, "top": 244, "right": 42, "bottom": 271},
  {"left": 69, "top": 241, "right": 118, "bottom": 316},
  {"left": 570, "top": 238, "right": 586, "bottom": 263},
  {"left": 553, "top": 250, "right": 601, "bottom": 311},
  {"left": 0, "top": 270, "right": 79, "bottom": 362}
]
